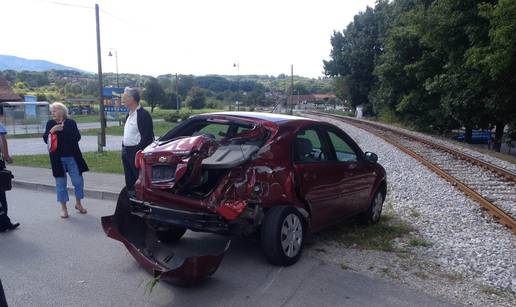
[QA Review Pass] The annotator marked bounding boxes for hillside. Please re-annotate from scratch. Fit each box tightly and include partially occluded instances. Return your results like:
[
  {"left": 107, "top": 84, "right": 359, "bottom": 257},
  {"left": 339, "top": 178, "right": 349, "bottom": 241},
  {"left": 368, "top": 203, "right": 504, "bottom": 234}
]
[{"left": 0, "top": 55, "right": 82, "bottom": 72}]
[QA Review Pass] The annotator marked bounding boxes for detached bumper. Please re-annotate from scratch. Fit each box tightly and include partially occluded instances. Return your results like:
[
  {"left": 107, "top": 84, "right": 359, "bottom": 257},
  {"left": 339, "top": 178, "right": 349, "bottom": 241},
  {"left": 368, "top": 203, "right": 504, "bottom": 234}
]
[
  {"left": 101, "top": 189, "right": 231, "bottom": 286},
  {"left": 129, "top": 198, "right": 231, "bottom": 234}
]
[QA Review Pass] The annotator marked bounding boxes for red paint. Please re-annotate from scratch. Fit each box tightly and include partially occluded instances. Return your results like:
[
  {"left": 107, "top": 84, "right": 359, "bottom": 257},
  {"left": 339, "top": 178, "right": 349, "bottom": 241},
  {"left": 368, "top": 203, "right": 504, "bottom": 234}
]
[{"left": 215, "top": 200, "right": 247, "bottom": 220}]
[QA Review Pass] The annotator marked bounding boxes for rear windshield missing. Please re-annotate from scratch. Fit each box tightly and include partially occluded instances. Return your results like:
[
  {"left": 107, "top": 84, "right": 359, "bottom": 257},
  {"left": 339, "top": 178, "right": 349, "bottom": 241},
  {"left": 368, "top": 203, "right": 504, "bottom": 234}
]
[{"left": 160, "top": 118, "right": 258, "bottom": 142}]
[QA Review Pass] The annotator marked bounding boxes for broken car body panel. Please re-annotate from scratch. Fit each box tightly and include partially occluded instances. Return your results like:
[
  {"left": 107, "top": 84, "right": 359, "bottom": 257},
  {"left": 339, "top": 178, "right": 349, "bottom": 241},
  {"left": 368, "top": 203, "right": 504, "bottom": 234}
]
[{"left": 102, "top": 189, "right": 230, "bottom": 286}]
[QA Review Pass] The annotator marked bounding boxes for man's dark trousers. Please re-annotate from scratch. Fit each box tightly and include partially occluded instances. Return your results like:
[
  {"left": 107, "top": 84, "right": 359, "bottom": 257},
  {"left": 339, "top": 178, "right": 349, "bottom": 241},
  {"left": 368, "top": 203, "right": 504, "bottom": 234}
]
[
  {"left": 0, "top": 160, "right": 12, "bottom": 230},
  {"left": 121, "top": 145, "right": 139, "bottom": 192}
]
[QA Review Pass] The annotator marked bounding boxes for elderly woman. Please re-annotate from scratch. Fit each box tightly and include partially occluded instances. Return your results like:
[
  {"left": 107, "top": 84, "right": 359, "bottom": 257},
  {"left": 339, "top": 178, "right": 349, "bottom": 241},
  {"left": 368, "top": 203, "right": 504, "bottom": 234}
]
[{"left": 43, "top": 102, "right": 89, "bottom": 218}]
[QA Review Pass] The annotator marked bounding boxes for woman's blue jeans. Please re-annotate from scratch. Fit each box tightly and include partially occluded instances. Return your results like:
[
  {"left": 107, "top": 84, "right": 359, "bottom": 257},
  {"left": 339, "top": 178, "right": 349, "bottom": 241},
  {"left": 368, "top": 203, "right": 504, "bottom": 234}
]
[{"left": 55, "top": 157, "right": 84, "bottom": 203}]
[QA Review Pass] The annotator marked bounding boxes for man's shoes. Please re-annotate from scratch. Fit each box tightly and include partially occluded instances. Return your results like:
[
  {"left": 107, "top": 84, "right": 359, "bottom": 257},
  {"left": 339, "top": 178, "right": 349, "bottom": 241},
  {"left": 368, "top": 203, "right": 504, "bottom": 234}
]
[{"left": 0, "top": 222, "right": 19, "bottom": 232}]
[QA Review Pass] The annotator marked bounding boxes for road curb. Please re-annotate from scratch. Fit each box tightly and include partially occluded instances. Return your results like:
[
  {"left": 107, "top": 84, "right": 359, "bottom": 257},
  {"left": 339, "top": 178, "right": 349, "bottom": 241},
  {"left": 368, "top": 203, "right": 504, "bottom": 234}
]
[{"left": 13, "top": 180, "right": 119, "bottom": 201}]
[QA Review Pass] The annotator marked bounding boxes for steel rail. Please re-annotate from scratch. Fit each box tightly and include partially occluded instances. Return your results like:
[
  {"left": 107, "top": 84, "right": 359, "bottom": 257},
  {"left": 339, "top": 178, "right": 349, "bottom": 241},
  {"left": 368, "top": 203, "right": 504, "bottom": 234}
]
[{"left": 309, "top": 112, "right": 516, "bottom": 234}]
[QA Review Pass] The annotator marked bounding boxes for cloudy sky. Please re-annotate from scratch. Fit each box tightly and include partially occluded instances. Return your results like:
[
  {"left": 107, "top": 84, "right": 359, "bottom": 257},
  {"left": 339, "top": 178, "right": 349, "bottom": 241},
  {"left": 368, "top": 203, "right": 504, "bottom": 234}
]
[{"left": 1, "top": 0, "right": 375, "bottom": 78}]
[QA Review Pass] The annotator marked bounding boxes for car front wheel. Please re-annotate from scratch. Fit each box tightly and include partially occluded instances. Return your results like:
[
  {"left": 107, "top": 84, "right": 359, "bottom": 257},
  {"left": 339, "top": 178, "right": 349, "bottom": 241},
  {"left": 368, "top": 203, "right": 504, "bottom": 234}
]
[
  {"left": 261, "top": 206, "right": 305, "bottom": 266},
  {"left": 359, "top": 190, "right": 384, "bottom": 225}
]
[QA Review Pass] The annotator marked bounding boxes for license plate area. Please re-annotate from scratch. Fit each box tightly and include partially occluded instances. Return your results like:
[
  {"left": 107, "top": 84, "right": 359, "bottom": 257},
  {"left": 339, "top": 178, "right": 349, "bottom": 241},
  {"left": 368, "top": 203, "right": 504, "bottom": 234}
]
[{"left": 152, "top": 165, "right": 177, "bottom": 183}]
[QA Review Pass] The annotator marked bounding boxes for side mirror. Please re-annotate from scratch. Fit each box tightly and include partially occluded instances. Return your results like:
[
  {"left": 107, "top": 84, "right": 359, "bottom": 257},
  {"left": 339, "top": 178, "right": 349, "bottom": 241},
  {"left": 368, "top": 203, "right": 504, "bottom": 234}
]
[{"left": 364, "top": 152, "right": 378, "bottom": 163}]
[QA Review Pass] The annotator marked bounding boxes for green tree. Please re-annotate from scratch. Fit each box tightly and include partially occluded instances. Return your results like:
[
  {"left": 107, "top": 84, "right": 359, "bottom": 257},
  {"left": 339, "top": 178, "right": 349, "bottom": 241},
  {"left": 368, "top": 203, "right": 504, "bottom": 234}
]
[
  {"left": 160, "top": 92, "right": 181, "bottom": 110},
  {"left": 324, "top": 1, "right": 390, "bottom": 114},
  {"left": 465, "top": 0, "right": 516, "bottom": 151},
  {"left": 372, "top": 0, "right": 453, "bottom": 131},
  {"left": 174, "top": 75, "right": 195, "bottom": 97},
  {"left": 142, "top": 77, "right": 165, "bottom": 113},
  {"left": 185, "top": 87, "right": 206, "bottom": 109}
]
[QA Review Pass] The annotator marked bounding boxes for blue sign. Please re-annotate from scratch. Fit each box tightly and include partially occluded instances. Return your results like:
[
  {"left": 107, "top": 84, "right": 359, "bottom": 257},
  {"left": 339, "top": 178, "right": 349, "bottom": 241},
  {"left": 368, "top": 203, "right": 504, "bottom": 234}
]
[
  {"left": 102, "top": 87, "right": 124, "bottom": 98},
  {"left": 105, "top": 106, "right": 128, "bottom": 112}
]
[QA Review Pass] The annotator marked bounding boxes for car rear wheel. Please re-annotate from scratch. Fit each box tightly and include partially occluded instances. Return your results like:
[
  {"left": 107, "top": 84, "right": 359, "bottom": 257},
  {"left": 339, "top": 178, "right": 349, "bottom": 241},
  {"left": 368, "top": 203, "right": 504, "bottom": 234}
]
[
  {"left": 261, "top": 206, "right": 305, "bottom": 266},
  {"left": 359, "top": 190, "right": 384, "bottom": 225},
  {"left": 155, "top": 225, "right": 187, "bottom": 243}
]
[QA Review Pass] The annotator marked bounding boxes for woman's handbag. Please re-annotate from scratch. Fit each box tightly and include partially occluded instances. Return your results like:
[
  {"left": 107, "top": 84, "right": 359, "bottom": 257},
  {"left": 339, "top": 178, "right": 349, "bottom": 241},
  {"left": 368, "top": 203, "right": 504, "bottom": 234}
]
[
  {"left": 0, "top": 169, "right": 13, "bottom": 191},
  {"left": 48, "top": 132, "right": 58, "bottom": 153}
]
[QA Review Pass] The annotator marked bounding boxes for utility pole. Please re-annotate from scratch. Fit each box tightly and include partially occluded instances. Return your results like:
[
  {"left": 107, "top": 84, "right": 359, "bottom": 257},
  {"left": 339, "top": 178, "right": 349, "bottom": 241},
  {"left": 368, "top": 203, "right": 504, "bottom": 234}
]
[
  {"left": 175, "top": 73, "right": 179, "bottom": 113},
  {"left": 108, "top": 49, "right": 119, "bottom": 88},
  {"left": 289, "top": 64, "right": 294, "bottom": 114},
  {"left": 95, "top": 3, "right": 106, "bottom": 152},
  {"left": 234, "top": 62, "right": 240, "bottom": 111}
]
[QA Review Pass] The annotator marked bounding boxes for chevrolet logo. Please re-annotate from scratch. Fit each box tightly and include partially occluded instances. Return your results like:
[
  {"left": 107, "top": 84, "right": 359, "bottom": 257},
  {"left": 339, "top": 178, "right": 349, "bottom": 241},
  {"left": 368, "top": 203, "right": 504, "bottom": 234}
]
[{"left": 158, "top": 156, "right": 167, "bottom": 163}]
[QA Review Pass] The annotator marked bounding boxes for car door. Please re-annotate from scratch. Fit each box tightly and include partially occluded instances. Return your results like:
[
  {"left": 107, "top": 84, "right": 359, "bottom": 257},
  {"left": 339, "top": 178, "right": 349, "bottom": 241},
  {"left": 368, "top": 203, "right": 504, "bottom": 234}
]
[
  {"left": 292, "top": 126, "right": 346, "bottom": 230},
  {"left": 323, "top": 127, "right": 376, "bottom": 218}
]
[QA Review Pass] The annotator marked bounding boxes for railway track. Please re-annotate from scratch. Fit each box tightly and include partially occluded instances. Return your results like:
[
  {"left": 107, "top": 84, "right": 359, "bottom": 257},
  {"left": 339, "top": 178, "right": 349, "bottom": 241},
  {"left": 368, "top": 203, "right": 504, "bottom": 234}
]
[{"left": 308, "top": 112, "right": 516, "bottom": 234}]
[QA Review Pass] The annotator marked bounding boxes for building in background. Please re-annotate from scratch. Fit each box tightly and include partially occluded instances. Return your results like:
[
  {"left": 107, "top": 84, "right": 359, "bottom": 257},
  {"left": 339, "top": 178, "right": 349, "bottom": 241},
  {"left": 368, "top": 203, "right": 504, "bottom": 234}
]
[
  {"left": 0, "top": 78, "right": 49, "bottom": 134},
  {"left": 0, "top": 78, "right": 22, "bottom": 103}
]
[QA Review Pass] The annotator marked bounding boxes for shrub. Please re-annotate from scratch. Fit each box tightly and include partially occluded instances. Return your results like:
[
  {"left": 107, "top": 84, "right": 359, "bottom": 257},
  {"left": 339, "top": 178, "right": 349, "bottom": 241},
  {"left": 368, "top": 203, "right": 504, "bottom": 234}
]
[{"left": 164, "top": 111, "right": 192, "bottom": 123}]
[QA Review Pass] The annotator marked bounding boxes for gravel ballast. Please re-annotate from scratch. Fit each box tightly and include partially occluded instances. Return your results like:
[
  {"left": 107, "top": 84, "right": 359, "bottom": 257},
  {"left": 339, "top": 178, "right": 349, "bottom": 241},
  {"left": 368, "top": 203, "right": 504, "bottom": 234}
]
[{"left": 303, "top": 114, "right": 515, "bottom": 306}]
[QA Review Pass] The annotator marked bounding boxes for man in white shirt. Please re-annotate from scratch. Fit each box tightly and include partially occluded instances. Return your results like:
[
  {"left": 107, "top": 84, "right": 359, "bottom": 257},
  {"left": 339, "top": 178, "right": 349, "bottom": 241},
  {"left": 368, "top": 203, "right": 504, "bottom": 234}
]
[{"left": 121, "top": 87, "right": 154, "bottom": 192}]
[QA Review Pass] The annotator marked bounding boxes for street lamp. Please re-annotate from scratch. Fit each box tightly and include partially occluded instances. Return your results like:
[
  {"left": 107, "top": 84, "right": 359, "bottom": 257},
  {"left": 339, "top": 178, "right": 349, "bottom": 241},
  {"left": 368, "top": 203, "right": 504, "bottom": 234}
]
[
  {"left": 108, "top": 49, "right": 119, "bottom": 88},
  {"left": 233, "top": 62, "right": 240, "bottom": 111}
]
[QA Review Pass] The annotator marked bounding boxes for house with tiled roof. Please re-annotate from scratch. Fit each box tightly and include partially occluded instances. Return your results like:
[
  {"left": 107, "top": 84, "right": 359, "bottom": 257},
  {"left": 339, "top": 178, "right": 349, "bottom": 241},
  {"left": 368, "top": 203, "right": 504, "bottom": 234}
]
[{"left": 0, "top": 78, "right": 22, "bottom": 103}]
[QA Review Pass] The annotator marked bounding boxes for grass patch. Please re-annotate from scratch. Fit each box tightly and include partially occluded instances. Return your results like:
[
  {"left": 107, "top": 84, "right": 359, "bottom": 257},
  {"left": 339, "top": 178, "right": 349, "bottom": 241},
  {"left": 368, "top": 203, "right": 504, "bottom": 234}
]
[
  {"left": 7, "top": 121, "right": 176, "bottom": 139},
  {"left": 13, "top": 151, "right": 124, "bottom": 174},
  {"left": 82, "top": 121, "right": 178, "bottom": 137},
  {"left": 145, "top": 107, "right": 222, "bottom": 119},
  {"left": 409, "top": 209, "right": 421, "bottom": 218},
  {"left": 479, "top": 285, "right": 516, "bottom": 299},
  {"left": 319, "top": 214, "right": 413, "bottom": 252},
  {"left": 70, "top": 115, "right": 102, "bottom": 123},
  {"left": 414, "top": 271, "right": 429, "bottom": 279},
  {"left": 380, "top": 267, "right": 400, "bottom": 280},
  {"left": 409, "top": 238, "right": 432, "bottom": 247}
]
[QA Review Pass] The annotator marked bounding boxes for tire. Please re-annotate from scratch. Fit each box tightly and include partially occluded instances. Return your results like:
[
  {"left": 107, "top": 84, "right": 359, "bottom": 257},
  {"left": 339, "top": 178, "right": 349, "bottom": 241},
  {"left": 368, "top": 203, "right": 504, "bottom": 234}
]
[
  {"left": 261, "top": 206, "right": 305, "bottom": 266},
  {"left": 155, "top": 225, "right": 187, "bottom": 243},
  {"left": 359, "top": 190, "right": 384, "bottom": 225}
]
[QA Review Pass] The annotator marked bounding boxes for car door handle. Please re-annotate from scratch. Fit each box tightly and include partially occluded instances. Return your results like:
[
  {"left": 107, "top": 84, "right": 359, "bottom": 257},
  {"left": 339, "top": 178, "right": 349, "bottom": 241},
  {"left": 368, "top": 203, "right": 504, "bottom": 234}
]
[{"left": 304, "top": 173, "right": 317, "bottom": 180}]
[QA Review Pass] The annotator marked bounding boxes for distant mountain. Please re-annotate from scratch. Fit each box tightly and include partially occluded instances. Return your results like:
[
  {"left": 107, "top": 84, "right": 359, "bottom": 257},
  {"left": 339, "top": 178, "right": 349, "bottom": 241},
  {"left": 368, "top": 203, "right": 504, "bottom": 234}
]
[{"left": 0, "top": 55, "right": 83, "bottom": 72}]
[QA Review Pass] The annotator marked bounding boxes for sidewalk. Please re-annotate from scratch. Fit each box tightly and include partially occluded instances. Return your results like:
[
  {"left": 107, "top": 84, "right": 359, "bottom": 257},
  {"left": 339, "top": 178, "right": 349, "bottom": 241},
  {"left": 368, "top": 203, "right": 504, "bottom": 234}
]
[{"left": 9, "top": 165, "right": 123, "bottom": 201}]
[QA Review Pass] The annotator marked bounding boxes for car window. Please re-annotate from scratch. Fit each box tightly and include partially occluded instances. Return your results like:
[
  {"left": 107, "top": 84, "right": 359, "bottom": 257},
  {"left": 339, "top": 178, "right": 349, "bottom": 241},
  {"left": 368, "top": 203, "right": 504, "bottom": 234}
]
[
  {"left": 294, "top": 128, "right": 329, "bottom": 163},
  {"left": 194, "top": 123, "right": 229, "bottom": 140},
  {"left": 327, "top": 130, "right": 357, "bottom": 162},
  {"left": 236, "top": 126, "right": 251, "bottom": 134}
]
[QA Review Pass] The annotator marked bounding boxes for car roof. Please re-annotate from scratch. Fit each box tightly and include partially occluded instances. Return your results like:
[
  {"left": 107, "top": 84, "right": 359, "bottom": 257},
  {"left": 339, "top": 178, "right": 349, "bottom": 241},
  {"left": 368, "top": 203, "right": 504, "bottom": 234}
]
[{"left": 198, "top": 111, "right": 316, "bottom": 123}]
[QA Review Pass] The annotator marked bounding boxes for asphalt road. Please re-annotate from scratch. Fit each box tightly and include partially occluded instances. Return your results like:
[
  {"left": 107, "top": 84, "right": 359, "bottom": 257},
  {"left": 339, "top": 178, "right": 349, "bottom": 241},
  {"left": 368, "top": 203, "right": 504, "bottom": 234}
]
[{"left": 0, "top": 189, "right": 456, "bottom": 307}]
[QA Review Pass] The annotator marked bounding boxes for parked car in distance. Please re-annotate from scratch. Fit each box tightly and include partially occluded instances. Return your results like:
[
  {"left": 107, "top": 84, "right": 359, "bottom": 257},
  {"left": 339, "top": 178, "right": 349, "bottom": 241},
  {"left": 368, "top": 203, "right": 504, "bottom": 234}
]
[
  {"left": 103, "top": 112, "right": 387, "bottom": 283},
  {"left": 454, "top": 130, "right": 493, "bottom": 144}
]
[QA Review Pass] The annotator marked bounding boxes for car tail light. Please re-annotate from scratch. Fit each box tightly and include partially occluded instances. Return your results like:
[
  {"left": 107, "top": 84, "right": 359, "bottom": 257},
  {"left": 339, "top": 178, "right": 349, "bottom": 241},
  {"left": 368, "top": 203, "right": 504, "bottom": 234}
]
[{"left": 135, "top": 150, "right": 145, "bottom": 169}]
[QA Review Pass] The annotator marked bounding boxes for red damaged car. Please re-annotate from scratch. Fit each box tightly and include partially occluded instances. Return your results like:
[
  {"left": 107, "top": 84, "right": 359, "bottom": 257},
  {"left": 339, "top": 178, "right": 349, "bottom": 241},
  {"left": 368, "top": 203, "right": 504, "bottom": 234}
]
[{"left": 102, "top": 112, "right": 386, "bottom": 284}]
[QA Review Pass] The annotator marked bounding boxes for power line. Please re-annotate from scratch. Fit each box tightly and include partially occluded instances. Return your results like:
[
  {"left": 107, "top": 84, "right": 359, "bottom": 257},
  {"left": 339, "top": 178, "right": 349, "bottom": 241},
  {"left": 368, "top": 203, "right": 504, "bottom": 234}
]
[
  {"left": 42, "top": 0, "right": 130, "bottom": 25},
  {"left": 100, "top": 8, "right": 132, "bottom": 26},
  {"left": 48, "top": 1, "right": 91, "bottom": 10}
]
